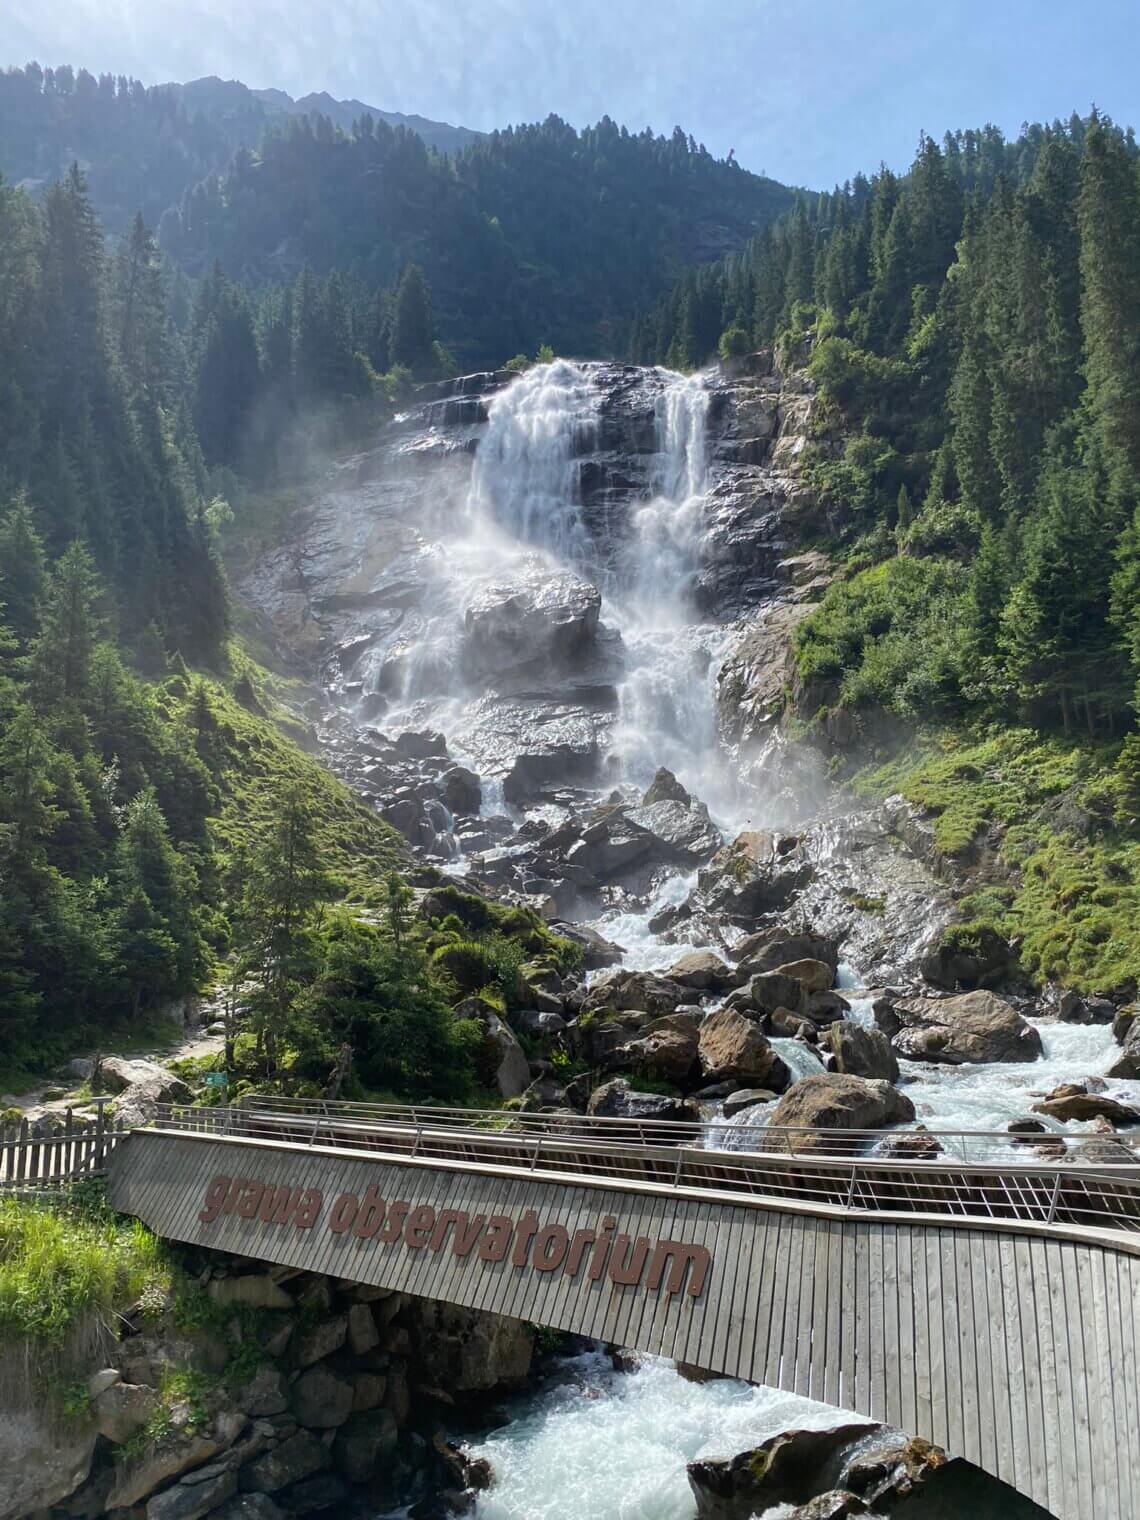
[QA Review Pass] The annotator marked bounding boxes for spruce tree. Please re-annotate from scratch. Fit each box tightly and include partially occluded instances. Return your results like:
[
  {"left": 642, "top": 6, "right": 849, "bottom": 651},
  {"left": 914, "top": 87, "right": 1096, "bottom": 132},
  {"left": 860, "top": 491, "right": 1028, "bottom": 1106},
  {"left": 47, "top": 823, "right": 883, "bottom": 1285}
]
[{"left": 389, "top": 263, "right": 435, "bottom": 376}]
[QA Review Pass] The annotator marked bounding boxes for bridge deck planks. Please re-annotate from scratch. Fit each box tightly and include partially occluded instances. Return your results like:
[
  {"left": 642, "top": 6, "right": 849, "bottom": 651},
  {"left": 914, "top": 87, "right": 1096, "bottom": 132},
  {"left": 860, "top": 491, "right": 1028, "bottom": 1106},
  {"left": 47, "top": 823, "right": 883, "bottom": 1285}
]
[{"left": 109, "top": 1128, "right": 1140, "bottom": 1520}]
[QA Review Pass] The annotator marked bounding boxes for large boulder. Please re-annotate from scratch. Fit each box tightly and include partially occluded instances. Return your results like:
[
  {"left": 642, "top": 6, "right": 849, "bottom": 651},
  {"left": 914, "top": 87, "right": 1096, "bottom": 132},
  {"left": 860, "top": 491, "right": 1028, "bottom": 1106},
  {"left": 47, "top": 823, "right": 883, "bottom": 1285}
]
[
  {"left": 1032, "top": 1083, "right": 1140, "bottom": 1126},
  {"left": 642, "top": 767, "right": 691, "bottom": 805},
  {"left": 735, "top": 970, "right": 808, "bottom": 1018},
  {"left": 919, "top": 924, "right": 1012, "bottom": 991},
  {"left": 880, "top": 990, "right": 1044, "bottom": 1065},
  {"left": 583, "top": 969, "right": 687, "bottom": 1017},
  {"left": 666, "top": 950, "right": 735, "bottom": 992},
  {"left": 623, "top": 799, "right": 723, "bottom": 865},
  {"left": 332, "top": 1409, "right": 398, "bottom": 1483},
  {"left": 772, "top": 959, "right": 834, "bottom": 995},
  {"left": 586, "top": 1078, "right": 696, "bottom": 1125},
  {"left": 98, "top": 1056, "right": 191, "bottom": 1098},
  {"left": 290, "top": 1365, "right": 354, "bottom": 1429},
  {"left": 102, "top": 1057, "right": 192, "bottom": 1124},
  {"left": 0, "top": 1405, "right": 96, "bottom": 1520},
  {"left": 109, "top": 1412, "right": 247, "bottom": 1509},
  {"left": 616, "top": 1012, "right": 701, "bottom": 1086},
  {"left": 463, "top": 572, "right": 601, "bottom": 675},
  {"left": 819, "top": 1022, "right": 899, "bottom": 1082},
  {"left": 732, "top": 927, "right": 840, "bottom": 976},
  {"left": 687, "top": 1423, "right": 880, "bottom": 1518},
  {"left": 239, "top": 1431, "right": 329, "bottom": 1494},
  {"left": 147, "top": 1470, "right": 236, "bottom": 1520},
  {"left": 483, "top": 1011, "right": 532, "bottom": 1099},
  {"left": 1107, "top": 1009, "right": 1140, "bottom": 1078},
  {"left": 698, "top": 1009, "right": 791, "bottom": 1090},
  {"left": 697, "top": 832, "right": 813, "bottom": 923},
  {"left": 764, "top": 1075, "right": 915, "bottom": 1152}
]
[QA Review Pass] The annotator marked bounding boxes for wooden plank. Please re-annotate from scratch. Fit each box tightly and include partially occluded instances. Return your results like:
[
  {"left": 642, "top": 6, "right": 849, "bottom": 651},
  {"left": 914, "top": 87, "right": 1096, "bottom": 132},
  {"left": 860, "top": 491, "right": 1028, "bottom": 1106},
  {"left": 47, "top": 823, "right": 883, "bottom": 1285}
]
[
  {"left": 853, "top": 1221, "right": 872, "bottom": 1416},
  {"left": 923, "top": 1229, "right": 947, "bottom": 1449},
  {"left": 937, "top": 1229, "right": 963, "bottom": 1458},
  {"left": 1118, "top": 1246, "right": 1140, "bottom": 1520},
  {"left": 955, "top": 1229, "right": 983, "bottom": 1475},
  {"left": 978, "top": 1231, "right": 1012, "bottom": 1491},
  {"left": 867, "top": 1225, "right": 887, "bottom": 1421},
  {"left": 1028, "top": 1237, "right": 1062, "bottom": 1519},
  {"left": 792, "top": 1215, "right": 820, "bottom": 1396},
  {"left": 1064, "top": 1246, "right": 1100, "bottom": 1520},
  {"left": 1082, "top": 1246, "right": 1118, "bottom": 1520},
  {"left": 762, "top": 1210, "right": 794, "bottom": 1388},
  {"left": 728, "top": 1201, "right": 763, "bottom": 1382},
  {"left": 893, "top": 1226, "right": 916, "bottom": 1438},
  {"left": 1045, "top": 1239, "right": 1081, "bottom": 1520}
]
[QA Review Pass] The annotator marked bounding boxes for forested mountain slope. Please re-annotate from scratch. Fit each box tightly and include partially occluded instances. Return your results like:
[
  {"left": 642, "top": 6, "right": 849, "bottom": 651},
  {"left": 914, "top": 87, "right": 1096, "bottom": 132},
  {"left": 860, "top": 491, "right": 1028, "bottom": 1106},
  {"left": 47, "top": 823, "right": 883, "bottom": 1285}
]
[
  {"left": 157, "top": 115, "right": 795, "bottom": 365},
  {"left": 648, "top": 112, "right": 1140, "bottom": 991},
  {"left": 0, "top": 63, "right": 476, "bottom": 233},
  {"left": 0, "top": 167, "right": 409, "bottom": 1082}
]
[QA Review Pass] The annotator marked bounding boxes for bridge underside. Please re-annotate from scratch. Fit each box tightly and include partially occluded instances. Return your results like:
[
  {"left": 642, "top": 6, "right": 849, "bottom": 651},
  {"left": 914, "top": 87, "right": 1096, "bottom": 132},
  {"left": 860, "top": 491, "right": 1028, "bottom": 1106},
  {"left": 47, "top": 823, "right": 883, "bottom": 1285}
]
[{"left": 109, "top": 1129, "right": 1138, "bottom": 1520}]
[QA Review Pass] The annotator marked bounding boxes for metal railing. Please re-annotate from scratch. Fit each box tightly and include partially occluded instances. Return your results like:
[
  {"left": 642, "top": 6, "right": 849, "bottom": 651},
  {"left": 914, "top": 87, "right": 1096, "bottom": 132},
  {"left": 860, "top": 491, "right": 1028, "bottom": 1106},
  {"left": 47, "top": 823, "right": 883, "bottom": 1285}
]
[
  {"left": 0, "top": 1105, "right": 127, "bottom": 1189},
  {"left": 147, "top": 1098, "right": 1140, "bottom": 1239}
]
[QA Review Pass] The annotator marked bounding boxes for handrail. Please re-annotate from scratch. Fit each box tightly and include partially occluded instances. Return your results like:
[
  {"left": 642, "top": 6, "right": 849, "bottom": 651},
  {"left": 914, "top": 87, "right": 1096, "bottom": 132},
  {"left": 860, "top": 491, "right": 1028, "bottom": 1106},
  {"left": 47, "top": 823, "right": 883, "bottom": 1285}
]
[
  {"left": 222, "top": 1093, "right": 1140, "bottom": 1166},
  {"left": 147, "top": 1101, "right": 1140, "bottom": 1238}
]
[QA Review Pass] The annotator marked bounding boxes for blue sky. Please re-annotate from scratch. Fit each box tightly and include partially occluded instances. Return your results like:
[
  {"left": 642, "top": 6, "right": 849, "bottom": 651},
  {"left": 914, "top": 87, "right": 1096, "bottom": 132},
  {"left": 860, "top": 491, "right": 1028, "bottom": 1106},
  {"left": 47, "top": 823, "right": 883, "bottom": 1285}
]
[{"left": 8, "top": 0, "right": 1137, "bottom": 186}]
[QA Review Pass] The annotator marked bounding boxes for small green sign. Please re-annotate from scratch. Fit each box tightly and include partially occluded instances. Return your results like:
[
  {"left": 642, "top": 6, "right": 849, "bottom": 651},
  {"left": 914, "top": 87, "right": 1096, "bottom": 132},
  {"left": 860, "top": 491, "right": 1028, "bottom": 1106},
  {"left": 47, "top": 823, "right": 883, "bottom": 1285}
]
[{"left": 204, "top": 1071, "right": 229, "bottom": 1088}]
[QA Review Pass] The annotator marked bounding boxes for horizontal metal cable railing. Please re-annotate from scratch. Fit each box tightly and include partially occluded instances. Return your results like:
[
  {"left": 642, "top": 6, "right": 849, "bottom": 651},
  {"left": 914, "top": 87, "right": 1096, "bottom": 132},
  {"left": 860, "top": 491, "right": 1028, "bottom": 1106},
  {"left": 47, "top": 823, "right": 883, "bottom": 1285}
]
[{"left": 148, "top": 1098, "right": 1140, "bottom": 1238}]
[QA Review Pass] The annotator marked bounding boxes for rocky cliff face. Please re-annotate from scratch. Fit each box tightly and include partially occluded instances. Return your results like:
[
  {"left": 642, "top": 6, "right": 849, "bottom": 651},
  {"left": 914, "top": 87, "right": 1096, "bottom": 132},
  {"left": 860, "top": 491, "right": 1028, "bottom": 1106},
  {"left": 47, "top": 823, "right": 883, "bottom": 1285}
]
[
  {"left": 0, "top": 1253, "right": 532, "bottom": 1520},
  {"left": 238, "top": 353, "right": 953, "bottom": 985}
]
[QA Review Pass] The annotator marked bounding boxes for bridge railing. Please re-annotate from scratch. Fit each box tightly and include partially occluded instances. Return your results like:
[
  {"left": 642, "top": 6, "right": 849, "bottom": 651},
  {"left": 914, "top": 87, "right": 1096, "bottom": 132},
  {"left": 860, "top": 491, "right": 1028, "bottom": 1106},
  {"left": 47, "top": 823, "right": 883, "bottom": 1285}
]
[
  {"left": 148, "top": 1099, "right": 1140, "bottom": 1238},
  {"left": 232, "top": 1093, "right": 1140, "bottom": 1165}
]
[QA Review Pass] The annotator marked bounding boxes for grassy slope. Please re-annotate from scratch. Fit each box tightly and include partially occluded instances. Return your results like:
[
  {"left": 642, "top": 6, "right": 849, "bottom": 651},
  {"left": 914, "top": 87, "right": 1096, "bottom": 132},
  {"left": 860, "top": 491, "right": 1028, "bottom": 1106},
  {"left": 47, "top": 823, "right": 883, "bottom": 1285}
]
[{"left": 847, "top": 726, "right": 1140, "bottom": 994}]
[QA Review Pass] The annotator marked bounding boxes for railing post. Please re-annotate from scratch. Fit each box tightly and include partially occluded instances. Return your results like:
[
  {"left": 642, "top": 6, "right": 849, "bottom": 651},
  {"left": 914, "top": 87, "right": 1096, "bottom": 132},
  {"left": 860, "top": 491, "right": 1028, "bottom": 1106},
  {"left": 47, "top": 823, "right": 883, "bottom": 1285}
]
[
  {"left": 1046, "top": 1171, "right": 1062, "bottom": 1224},
  {"left": 411, "top": 1126, "right": 423, "bottom": 1158},
  {"left": 530, "top": 1136, "right": 541, "bottom": 1171},
  {"left": 673, "top": 1150, "right": 683, "bottom": 1188},
  {"left": 845, "top": 1169, "right": 857, "bottom": 1210}
]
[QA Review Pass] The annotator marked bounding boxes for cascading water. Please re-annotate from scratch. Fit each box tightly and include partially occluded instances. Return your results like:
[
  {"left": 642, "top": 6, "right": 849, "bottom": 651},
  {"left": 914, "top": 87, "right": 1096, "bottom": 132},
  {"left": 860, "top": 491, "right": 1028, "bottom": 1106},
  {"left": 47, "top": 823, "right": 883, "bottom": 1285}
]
[{"left": 270, "top": 357, "right": 1137, "bottom": 1518}]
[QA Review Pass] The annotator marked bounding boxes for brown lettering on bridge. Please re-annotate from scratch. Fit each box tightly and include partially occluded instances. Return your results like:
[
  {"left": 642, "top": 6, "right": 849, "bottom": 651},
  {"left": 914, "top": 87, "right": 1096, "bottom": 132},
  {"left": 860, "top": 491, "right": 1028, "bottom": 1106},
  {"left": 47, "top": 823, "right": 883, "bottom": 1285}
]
[{"left": 197, "top": 1173, "right": 711, "bottom": 1298}]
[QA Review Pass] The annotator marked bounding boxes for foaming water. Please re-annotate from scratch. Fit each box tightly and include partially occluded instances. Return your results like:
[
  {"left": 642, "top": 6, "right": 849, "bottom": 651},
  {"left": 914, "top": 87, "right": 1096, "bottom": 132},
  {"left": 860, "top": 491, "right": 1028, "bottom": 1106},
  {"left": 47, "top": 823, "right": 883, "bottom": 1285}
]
[
  {"left": 467, "top": 1350, "right": 853, "bottom": 1520},
  {"left": 899, "top": 1019, "right": 1137, "bottom": 1135}
]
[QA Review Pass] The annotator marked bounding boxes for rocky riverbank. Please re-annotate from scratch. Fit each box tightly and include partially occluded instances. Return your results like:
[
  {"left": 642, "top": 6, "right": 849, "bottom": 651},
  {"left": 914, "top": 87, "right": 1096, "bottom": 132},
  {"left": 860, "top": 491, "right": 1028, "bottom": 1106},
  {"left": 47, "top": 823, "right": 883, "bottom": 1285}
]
[{"left": 0, "top": 1252, "right": 534, "bottom": 1520}]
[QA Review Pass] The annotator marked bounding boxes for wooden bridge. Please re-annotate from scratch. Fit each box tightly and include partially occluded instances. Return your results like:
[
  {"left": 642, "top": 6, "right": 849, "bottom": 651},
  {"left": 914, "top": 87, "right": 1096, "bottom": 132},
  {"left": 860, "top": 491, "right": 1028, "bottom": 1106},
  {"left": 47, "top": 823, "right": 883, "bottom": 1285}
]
[{"left": 107, "top": 1098, "right": 1140, "bottom": 1520}]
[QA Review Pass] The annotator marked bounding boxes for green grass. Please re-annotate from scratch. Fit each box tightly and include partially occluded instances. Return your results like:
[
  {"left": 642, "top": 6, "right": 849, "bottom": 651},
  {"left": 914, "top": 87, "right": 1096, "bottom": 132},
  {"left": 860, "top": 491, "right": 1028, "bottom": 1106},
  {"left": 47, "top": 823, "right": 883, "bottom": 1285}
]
[
  {"left": 853, "top": 726, "right": 1140, "bottom": 993},
  {"left": 0, "top": 1192, "right": 169, "bottom": 1347},
  {"left": 166, "top": 668, "right": 406, "bottom": 903}
]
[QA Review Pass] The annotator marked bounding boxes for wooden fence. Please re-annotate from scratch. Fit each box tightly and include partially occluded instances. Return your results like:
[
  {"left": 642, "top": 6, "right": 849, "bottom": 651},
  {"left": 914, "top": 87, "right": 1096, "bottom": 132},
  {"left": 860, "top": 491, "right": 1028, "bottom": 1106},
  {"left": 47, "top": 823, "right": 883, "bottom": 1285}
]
[{"left": 0, "top": 1105, "right": 127, "bottom": 1189}]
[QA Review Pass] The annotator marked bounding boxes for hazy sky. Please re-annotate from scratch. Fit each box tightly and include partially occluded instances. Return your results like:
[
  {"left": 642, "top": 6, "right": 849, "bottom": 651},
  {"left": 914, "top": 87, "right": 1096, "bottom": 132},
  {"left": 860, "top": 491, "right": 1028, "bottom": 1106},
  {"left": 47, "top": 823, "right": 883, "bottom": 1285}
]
[{"left": 8, "top": 1, "right": 1137, "bottom": 186}]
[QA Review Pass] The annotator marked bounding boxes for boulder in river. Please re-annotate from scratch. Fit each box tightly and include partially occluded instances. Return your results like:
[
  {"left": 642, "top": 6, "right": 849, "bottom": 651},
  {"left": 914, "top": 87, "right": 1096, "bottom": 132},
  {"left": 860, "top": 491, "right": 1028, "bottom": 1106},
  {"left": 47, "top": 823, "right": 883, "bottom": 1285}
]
[
  {"left": 698, "top": 1009, "right": 791, "bottom": 1090},
  {"left": 1106, "top": 1007, "right": 1140, "bottom": 1077},
  {"left": 1032, "top": 1082, "right": 1140, "bottom": 1126},
  {"left": 819, "top": 1021, "right": 899, "bottom": 1082},
  {"left": 665, "top": 950, "right": 735, "bottom": 992},
  {"left": 878, "top": 990, "right": 1044, "bottom": 1065},
  {"left": 687, "top": 1422, "right": 880, "bottom": 1518},
  {"left": 764, "top": 1074, "right": 915, "bottom": 1151},
  {"left": 731, "top": 926, "right": 840, "bottom": 976},
  {"left": 586, "top": 1078, "right": 696, "bottom": 1125}
]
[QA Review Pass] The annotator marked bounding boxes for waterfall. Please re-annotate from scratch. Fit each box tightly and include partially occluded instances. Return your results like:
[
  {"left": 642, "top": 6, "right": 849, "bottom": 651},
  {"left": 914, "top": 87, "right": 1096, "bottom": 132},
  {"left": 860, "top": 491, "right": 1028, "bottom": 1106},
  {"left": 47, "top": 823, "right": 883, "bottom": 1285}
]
[{"left": 468, "top": 359, "right": 597, "bottom": 569}]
